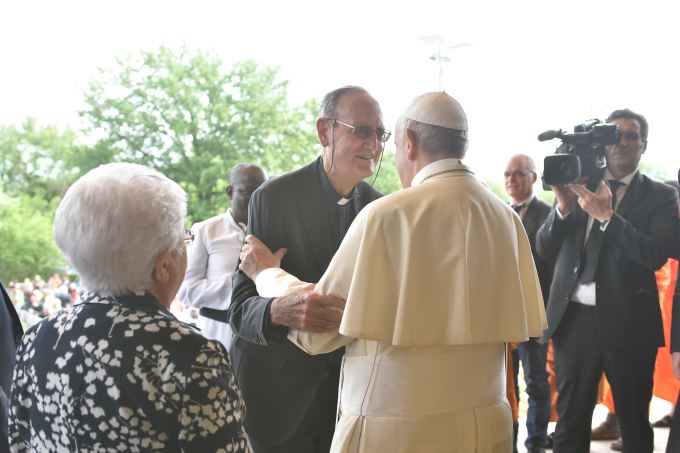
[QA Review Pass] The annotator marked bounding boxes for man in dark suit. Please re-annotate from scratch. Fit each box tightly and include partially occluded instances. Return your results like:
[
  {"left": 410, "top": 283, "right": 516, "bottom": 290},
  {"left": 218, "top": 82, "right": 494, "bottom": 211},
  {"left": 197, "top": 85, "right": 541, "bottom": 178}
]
[
  {"left": 229, "top": 86, "right": 385, "bottom": 452},
  {"left": 537, "top": 109, "right": 679, "bottom": 453},
  {"left": 505, "top": 154, "right": 553, "bottom": 453},
  {"left": 1, "top": 280, "right": 23, "bottom": 451}
]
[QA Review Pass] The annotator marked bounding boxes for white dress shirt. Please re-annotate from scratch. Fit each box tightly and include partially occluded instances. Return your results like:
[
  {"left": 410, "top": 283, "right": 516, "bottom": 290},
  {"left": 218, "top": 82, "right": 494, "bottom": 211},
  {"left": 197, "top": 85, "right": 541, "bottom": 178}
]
[
  {"left": 570, "top": 169, "right": 637, "bottom": 306},
  {"left": 178, "top": 208, "right": 246, "bottom": 348}
]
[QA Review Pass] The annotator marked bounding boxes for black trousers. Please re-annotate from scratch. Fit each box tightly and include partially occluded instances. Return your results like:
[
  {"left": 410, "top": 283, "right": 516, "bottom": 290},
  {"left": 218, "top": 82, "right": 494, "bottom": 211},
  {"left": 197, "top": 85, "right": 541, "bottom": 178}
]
[
  {"left": 248, "top": 369, "right": 338, "bottom": 453},
  {"left": 552, "top": 302, "right": 657, "bottom": 453}
]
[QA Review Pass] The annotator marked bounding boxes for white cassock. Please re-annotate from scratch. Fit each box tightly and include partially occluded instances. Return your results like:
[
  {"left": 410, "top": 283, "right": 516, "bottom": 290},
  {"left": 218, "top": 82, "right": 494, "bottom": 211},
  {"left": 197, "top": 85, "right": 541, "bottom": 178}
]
[
  {"left": 178, "top": 209, "right": 245, "bottom": 349},
  {"left": 255, "top": 160, "right": 547, "bottom": 453}
]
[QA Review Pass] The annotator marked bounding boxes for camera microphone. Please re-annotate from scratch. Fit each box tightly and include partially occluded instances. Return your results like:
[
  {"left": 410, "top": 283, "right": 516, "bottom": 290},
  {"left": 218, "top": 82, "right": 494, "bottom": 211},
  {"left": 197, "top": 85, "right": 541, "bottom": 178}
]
[{"left": 537, "top": 129, "right": 562, "bottom": 142}]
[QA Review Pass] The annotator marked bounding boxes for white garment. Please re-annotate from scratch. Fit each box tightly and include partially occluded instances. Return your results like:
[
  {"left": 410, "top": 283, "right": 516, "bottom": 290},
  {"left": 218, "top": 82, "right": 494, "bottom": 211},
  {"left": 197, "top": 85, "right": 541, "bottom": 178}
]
[
  {"left": 178, "top": 208, "right": 245, "bottom": 349},
  {"left": 255, "top": 161, "right": 546, "bottom": 453}
]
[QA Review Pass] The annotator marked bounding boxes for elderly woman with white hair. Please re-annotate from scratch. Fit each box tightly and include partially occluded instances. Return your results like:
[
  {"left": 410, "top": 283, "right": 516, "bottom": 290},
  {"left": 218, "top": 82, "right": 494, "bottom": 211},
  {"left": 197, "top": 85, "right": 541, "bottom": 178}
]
[{"left": 9, "top": 163, "right": 249, "bottom": 452}]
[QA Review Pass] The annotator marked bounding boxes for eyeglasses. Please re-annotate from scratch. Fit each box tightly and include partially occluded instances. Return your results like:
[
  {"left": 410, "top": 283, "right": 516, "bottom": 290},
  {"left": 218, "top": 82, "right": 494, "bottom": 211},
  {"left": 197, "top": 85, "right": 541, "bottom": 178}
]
[
  {"left": 503, "top": 171, "right": 531, "bottom": 179},
  {"left": 331, "top": 119, "right": 392, "bottom": 143},
  {"left": 183, "top": 229, "right": 194, "bottom": 246}
]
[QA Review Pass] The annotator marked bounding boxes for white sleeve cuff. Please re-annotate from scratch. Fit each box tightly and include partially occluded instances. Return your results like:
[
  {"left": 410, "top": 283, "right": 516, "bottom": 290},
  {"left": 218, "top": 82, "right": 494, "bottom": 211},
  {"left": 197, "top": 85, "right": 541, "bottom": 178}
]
[{"left": 254, "top": 268, "right": 314, "bottom": 297}]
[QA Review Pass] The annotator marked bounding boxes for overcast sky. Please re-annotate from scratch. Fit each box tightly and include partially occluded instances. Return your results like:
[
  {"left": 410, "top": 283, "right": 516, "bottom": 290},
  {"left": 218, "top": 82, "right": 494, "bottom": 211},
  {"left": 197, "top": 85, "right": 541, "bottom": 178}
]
[{"left": 1, "top": 0, "right": 678, "bottom": 182}]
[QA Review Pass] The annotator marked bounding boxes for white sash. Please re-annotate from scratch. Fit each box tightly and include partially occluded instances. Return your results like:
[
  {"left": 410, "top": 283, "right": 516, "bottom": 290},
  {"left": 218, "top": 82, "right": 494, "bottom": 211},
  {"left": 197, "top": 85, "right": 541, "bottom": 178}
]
[{"left": 339, "top": 343, "right": 506, "bottom": 417}]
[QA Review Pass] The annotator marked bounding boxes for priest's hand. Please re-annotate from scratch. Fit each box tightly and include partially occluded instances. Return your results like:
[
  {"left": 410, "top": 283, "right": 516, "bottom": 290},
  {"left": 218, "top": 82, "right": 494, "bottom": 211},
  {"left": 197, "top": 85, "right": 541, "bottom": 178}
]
[
  {"left": 568, "top": 180, "right": 614, "bottom": 222},
  {"left": 239, "top": 235, "right": 287, "bottom": 280},
  {"left": 269, "top": 291, "right": 346, "bottom": 332},
  {"left": 673, "top": 352, "right": 680, "bottom": 380}
]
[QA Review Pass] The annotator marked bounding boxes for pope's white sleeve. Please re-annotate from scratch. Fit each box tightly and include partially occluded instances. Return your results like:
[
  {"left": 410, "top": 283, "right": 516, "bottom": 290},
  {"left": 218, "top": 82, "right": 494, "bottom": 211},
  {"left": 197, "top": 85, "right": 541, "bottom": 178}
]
[
  {"left": 288, "top": 330, "right": 352, "bottom": 355},
  {"left": 254, "top": 268, "right": 351, "bottom": 354},
  {"left": 254, "top": 268, "right": 314, "bottom": 296}
]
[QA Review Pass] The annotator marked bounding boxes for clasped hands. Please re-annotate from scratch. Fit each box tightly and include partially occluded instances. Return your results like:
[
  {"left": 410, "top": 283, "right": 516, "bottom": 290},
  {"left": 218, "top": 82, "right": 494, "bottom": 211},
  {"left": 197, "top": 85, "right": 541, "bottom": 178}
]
[
  {"left": 240, "top": 235, "right": 346, "bottom": 333},
  {"left": 553, "top": 180, "right": 614, "bottom": 222}
]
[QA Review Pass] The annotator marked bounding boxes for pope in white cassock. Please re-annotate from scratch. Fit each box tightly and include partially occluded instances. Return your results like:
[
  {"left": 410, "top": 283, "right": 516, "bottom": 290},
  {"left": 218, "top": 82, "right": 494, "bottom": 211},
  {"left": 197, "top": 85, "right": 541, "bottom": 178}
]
[{"left": 239, "top": 92, "right": 548, "bottom": 453}]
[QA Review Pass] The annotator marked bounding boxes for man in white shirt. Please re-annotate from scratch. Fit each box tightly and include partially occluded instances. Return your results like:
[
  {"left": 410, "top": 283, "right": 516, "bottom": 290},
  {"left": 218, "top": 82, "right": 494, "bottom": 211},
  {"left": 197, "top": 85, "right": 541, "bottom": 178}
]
[{"left": 179, "top": 163, "right": 266, "bottom": 348}]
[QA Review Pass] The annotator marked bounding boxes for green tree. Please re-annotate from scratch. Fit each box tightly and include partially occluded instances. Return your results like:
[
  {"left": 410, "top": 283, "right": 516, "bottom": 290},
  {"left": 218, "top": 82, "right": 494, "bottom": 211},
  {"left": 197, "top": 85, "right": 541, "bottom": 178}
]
[
  {"left": 78, "top": 47, "right": 319, "bottom": 222},
  {"left": 0, "top": 119, "right": 81, "bottom": 201},
  {"left": 369, "top": 149, "right": 402, "bottom": 195},
  {"left": 0, "top": 190, "right": 65, "bottom": 280},
  {"left": 639, "top": 161, "right": 674, "bottom": 183}
]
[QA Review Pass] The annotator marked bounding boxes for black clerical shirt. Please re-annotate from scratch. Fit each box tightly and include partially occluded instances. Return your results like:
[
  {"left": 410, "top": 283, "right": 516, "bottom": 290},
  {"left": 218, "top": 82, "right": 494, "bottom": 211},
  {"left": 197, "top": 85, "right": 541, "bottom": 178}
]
[{"left": 316, "top": 159, "right": 361, "bottom": 252}]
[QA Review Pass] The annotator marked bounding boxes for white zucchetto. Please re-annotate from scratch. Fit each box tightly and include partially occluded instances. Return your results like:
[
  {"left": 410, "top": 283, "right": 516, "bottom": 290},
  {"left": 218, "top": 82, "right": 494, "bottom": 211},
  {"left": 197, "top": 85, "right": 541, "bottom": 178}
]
[{"left": 402, "top": 91, "right": 468, "bottom": 131}]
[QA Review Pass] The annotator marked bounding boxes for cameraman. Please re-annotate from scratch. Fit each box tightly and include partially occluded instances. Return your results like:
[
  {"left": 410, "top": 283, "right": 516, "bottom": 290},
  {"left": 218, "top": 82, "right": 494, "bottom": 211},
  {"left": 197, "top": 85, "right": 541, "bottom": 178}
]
[{"left": 536, "top": 109, "right": 679, "bottom": 453}]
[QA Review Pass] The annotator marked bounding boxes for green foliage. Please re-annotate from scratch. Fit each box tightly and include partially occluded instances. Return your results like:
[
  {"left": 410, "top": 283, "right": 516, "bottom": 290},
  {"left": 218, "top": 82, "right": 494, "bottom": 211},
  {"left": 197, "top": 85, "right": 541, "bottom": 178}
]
[
  {"left": 78, "top": 47, "right": 319, "bottom": 223},
  {"left": 0, "top": 190, "right": 65, "bottom": 280},
  {"left": 484, "top": 179, "right": 508, "bottom": 201},
  {"left": 639, "top": 161, "right": 674, "bottom": 184},
  {"left": 536, "top": 187, "right": 556, "bottom": 205},
  {"left": 370, "top": 150, "right": 402, "bottom": 195},
  {"left": 0, "top": 119, "right": 81, "bottom": 201}
]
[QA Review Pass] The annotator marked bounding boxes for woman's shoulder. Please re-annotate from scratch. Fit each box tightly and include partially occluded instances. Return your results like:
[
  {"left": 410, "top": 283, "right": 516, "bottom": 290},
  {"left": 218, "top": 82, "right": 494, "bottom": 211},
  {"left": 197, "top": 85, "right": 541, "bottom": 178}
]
[{"left": 26, "top": 294, "right": 226, "bottom": 365}]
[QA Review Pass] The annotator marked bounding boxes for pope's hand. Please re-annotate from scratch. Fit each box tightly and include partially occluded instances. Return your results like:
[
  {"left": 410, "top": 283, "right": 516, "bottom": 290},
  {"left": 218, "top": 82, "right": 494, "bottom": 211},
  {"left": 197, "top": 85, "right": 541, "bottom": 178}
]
[
  {"left": 239, "top": 235, "right": 287, "bottom": 280},
  {"left": 269, "top": 291, "right": 346, "bottom": 332}
]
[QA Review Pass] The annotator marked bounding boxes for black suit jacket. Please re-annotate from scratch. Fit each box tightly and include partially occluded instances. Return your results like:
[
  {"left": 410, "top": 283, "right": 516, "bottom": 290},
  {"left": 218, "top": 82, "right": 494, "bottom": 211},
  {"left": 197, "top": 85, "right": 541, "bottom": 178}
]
[
  {"left": 537, "top": 172, "right": 679, "bottom": 349},
  {"left": 1, "top": 281, "right": 23, "bottom": 450},
  {"left": 229, "top": 158, "right": 381, "bottom": 445},
  {"left": 522, "top": 198, "right": 553, "bottom": 304}
]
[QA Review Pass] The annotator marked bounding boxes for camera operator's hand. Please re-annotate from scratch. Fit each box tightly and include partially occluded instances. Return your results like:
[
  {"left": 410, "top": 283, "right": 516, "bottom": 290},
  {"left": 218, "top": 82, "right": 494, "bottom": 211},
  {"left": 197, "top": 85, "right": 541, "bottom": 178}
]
[
  {"left": 568, "top": 180, "right": 614, "bottom": 222},
  {"left": 550, "top": 184, "right": 578, "bottom": 216}
]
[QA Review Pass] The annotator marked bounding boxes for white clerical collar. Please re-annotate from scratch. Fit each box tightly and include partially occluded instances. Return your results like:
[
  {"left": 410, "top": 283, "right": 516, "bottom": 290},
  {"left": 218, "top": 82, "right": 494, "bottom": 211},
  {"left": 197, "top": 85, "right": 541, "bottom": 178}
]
[{"left": 411, "top": 158, "right": 467, "bottom": 187}]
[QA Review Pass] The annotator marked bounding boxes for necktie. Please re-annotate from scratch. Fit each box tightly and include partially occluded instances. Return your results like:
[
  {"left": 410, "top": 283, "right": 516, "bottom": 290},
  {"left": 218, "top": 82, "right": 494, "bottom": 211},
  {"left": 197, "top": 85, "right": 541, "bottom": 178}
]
[
  {"left": 512, "top": 203, "right": 523, "bottom": 214},
  {"left": 579, "top": 180, "right": 624, "bottom": 283},
  {"left": 608, "top": 180, "right": 624, "bottom": 211}
]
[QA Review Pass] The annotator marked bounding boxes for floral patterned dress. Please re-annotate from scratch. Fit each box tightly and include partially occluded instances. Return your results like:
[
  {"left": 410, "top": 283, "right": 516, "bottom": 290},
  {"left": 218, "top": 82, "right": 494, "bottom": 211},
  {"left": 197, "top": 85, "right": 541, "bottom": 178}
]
[{"left": 9, "top": 292, "right": 249, "bottom": 452}]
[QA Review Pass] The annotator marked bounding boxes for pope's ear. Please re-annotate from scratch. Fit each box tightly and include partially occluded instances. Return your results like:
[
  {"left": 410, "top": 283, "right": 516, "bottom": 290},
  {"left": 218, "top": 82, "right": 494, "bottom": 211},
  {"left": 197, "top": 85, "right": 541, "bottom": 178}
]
[
  {"left": 405, "top": 128, "right": 418, "bottom": 161},
  {"left": 317, "top": 118, "right": 331, "bottom": 147}
]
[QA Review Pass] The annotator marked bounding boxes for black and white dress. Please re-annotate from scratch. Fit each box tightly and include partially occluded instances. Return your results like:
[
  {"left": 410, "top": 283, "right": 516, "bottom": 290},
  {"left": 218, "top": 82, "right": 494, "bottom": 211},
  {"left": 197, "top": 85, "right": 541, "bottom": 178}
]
[{"left": 9, "top": 292, "right": 249, "bottom": 452}]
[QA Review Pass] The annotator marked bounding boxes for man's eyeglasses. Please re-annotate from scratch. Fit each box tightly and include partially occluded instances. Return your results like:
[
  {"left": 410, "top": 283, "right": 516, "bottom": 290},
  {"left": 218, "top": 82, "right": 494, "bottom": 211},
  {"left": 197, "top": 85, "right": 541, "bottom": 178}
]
[
  {"left": 331, "top": 119, "right": 392, "bottom": 143},
  {"left": 504, "top": 171, "right": 531, "bottom": 179},
  {"left": 183, "top": 229, "right": 195, "bottom": 246}
]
